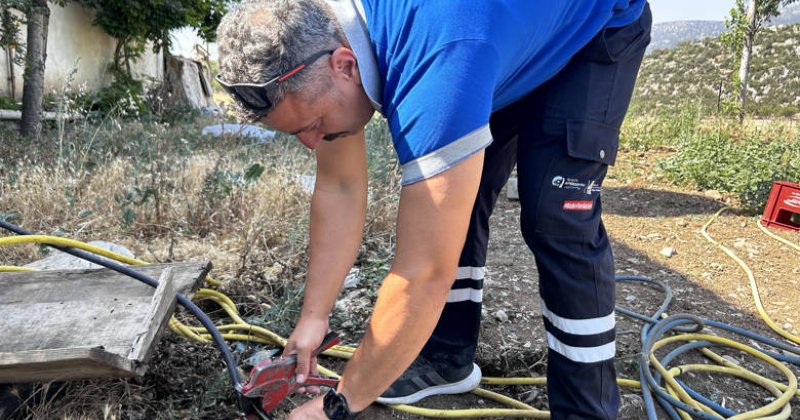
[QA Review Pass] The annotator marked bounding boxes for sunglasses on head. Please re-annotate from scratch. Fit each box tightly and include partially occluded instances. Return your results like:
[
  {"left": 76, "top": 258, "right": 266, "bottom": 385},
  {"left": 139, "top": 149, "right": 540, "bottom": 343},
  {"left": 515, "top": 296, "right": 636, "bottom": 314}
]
[{"left": 215, "top": 49, "right": 335, "bottom": 119}]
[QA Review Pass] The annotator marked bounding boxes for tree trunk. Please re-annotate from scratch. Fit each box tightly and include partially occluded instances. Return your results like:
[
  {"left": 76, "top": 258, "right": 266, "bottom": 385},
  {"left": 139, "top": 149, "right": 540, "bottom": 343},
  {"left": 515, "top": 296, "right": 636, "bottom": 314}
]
[
  {"left": 738, "top": 0, "right": 757, "bottom": 122},
  {"left": 2, "top": 6, "right": 16, "bottom": 98},
  {"left": 20, "top": 0, "right": 50, "bottom": 138},
  {"left": 114, "top": 39, "right": 124, "bottom": 72},
  {"left": 5, "top": 46, "right": 14, "bottom": 99}
]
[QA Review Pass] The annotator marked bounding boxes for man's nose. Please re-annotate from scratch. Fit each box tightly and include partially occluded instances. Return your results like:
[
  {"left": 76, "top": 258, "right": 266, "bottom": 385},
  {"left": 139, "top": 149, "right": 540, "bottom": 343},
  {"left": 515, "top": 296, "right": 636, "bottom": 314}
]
[{"left": 296, "top": 132, "right": 323, "bottom": 149}]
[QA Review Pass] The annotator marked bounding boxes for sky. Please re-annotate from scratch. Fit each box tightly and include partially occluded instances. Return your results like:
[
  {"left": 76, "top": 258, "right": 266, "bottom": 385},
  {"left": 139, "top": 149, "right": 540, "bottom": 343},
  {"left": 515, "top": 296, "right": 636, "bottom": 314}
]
[
  {"left": 172, "top": 1, "right": 737, "bottom": 60},
  {"left": 649, "top": 0, "right": 733, "bottom": 24}
]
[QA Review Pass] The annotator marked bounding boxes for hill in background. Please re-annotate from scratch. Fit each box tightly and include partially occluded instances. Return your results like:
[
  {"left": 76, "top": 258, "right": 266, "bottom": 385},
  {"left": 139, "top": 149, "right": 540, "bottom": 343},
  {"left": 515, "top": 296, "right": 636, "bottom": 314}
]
[
  {"left": 648, "top": 3, "right": 800, "bottom": 53},
  {"left": 633, "top": 23, "right": 800, "bottom": 117}
]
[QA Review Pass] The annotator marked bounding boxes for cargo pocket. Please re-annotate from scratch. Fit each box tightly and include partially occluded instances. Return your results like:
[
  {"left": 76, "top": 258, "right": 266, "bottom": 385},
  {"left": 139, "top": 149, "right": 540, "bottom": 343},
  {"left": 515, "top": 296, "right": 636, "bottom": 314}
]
[
  {"left": 533, "top": 120, "right": 618, "bottom": 235},
  {"left": 565, "top": 120, "right": 619, "bottom": 165}
]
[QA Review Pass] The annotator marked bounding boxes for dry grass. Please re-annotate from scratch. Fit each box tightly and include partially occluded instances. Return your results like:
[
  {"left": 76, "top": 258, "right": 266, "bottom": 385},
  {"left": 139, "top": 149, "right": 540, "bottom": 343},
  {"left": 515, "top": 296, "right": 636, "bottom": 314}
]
[{"left": 0, "top": 115, "right": 400, "bottom": 418}]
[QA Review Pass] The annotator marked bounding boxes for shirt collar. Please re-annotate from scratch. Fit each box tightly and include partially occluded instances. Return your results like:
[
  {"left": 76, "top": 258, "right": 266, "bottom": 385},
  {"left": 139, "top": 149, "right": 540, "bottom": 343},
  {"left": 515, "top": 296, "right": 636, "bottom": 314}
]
[{"left": 326, "top": 0, "right": 383, "bottom": 112}]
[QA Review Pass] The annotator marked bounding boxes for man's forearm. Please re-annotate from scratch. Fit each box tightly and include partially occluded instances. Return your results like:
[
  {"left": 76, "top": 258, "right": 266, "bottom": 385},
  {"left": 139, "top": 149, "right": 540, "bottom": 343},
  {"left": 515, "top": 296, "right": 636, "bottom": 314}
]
[
  {"left": 302, "top": 182, "right": 367, "bottom": 321},
  {"left": 337, "top": 269, "right": 453, "bottom": 411},
  {"left": 335, "top": 150, "right": 486, "bottom": 412}
]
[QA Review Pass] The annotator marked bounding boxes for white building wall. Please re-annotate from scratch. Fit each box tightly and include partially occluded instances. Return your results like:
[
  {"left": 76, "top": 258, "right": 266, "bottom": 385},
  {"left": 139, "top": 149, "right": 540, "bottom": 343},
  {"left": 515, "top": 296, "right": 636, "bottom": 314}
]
[{"left": 0, "top": 2, "right": 163, "bottom": 99}]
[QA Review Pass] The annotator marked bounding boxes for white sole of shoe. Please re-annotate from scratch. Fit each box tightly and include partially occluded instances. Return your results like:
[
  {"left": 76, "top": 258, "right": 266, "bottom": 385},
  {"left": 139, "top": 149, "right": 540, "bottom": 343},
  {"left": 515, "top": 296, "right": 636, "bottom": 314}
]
[{"left": 376, "top": 363, "right": 482, "bottom": 405}]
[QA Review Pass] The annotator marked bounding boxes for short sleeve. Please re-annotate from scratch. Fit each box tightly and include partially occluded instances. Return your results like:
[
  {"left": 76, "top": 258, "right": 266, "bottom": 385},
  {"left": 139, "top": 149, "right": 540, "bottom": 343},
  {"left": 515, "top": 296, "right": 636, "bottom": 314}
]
[{"left": 385, "top": 40, "right": 500, "bottom": 185}]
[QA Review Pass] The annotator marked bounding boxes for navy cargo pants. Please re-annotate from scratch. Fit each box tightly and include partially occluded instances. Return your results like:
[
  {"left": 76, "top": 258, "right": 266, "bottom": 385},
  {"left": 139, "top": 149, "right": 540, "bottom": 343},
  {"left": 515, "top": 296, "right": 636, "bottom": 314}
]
[{"left": 419, "top": 5, "right": 651, "bottom": 419}]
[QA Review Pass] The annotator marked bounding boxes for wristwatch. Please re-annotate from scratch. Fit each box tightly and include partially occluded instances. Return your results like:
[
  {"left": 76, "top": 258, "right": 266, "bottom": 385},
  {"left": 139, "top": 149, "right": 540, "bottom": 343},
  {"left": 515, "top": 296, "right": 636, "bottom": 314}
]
[{"left": 322, "top": 388, "right": 360, "bottom": 419}]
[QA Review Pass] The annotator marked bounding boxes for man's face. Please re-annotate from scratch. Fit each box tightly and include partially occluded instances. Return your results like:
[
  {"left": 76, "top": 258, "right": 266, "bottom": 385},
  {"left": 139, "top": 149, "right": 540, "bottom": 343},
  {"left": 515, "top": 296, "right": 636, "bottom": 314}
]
[{"left": 261, "top": 48, "right": 375, "bottom": 149}]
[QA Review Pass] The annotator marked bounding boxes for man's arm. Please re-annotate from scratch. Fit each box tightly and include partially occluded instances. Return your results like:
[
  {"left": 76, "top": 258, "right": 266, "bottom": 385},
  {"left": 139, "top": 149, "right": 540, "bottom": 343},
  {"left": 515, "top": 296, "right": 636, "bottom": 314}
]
[
  {"left": 338, "top": 150, "right": 485, "bottom": 411},
  {"left": 285, "top": 129, "right": 368, "bottom": 381}
]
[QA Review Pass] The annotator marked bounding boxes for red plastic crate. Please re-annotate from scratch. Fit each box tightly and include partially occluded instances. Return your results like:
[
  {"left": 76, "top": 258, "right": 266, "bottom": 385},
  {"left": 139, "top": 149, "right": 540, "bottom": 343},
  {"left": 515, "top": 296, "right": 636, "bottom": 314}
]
[{"left": 761, "top": 181, "right": 800, "bottom": 231}]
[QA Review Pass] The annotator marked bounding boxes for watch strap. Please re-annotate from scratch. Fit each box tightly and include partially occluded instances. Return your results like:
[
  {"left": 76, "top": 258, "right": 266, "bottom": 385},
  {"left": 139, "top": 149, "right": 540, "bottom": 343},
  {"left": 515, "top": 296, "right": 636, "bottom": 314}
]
[{"left": 323, "top": 388, "right": 360, "bottom": 420}]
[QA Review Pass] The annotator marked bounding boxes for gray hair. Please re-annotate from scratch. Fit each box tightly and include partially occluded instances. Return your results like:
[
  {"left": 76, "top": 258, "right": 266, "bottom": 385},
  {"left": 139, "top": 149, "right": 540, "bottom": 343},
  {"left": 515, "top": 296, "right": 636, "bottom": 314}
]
[{"left": 217, "top": 0, "right": 345, "bottom": 121}]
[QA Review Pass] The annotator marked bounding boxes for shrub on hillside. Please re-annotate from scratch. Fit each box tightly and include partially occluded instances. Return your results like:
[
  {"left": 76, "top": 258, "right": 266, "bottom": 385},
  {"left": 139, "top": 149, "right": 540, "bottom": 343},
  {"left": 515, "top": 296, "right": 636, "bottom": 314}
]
[
  {"left": 621, "top": 104, "right": 703, "bottom": 151},
  {"left": 659, "top": 122, "right": 800, "bottom": 212}
]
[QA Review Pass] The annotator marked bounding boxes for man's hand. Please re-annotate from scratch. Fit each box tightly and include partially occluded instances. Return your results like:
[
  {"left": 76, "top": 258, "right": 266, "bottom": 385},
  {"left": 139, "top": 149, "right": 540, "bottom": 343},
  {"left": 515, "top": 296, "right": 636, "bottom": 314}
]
[
  {"left": 284, "top": 316, "right": 330, "bottom": 393},
  {"left": 288, "top": 394, "right": 327, "bottom": 419}
]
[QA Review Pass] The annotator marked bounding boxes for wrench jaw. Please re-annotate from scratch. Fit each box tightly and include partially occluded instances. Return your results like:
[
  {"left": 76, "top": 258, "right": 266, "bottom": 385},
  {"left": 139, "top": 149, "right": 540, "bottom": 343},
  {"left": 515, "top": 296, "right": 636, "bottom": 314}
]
[
  {"left": 258, "top": 380, "right": 291, "bottom": 413},
  {"left": 239, "top": 332, "right": 342, "bottom": 416}
]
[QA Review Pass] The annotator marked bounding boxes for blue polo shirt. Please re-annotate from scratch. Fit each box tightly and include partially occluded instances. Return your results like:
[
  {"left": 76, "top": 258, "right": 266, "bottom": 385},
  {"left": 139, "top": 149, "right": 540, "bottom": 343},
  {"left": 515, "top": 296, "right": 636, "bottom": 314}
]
[{"left": 328, "top": 0, "right": 646, "bottom": 185}]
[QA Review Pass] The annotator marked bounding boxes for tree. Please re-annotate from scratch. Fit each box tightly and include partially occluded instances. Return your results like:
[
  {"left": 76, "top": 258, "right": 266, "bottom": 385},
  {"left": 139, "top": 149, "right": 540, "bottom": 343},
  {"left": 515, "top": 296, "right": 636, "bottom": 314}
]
[
  {"left": 1, "top": 0, "right": 65, "bottom": 138},
  {"left": 19, "top": 0, "right": 48, "bottom": 137},
  {"left": 76, "top": 0, "right": 230, "bottom": 77},
  {"left": 1, "top": 1, "right": 25, "bottom": 98},
  {"left": 722, "top": 0, "right": 798, "bottom": 121}
]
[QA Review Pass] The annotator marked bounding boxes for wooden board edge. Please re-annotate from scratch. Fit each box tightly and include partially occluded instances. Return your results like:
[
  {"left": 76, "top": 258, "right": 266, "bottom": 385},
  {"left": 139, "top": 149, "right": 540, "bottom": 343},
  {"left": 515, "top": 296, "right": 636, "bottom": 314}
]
[{"left": 0, "top": 347, "right": 135, "bottom": 384}]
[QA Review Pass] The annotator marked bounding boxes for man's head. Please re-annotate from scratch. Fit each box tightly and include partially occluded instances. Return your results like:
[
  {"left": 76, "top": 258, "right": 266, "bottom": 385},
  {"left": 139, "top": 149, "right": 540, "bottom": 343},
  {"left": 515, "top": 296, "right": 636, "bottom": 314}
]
[{"left": 217, "top": 0, "right": 375, "bottom": 148}]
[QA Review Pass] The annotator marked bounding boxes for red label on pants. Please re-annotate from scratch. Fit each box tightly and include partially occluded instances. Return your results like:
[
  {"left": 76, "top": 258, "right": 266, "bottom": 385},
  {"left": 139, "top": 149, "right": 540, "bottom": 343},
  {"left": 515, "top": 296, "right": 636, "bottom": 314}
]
[{"left": 563, "top": 200, "right": 593, "bottom": 211}]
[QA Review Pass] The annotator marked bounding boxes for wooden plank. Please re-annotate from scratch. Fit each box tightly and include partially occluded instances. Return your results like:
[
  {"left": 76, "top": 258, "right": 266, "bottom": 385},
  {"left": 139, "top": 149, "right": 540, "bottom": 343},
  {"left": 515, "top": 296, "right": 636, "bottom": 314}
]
[
  {"left": 0, "top": 262, "right": 209, "bottom": 304},
  {"left": 128, "top": 267, "right": 177, "bottom": 363},
  {"left": 0, "top": 262, "right": 211, "bottom": 383},
  {"left": 0, "top": 347, "right": 136, "bottom": 383}
]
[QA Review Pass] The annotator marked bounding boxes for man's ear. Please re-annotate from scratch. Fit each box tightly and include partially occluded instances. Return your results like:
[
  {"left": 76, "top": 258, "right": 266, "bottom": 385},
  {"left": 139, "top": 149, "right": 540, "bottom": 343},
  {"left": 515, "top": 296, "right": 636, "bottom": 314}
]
[{"left": 330, "top": 47, "right": 361, "bottom": 84}]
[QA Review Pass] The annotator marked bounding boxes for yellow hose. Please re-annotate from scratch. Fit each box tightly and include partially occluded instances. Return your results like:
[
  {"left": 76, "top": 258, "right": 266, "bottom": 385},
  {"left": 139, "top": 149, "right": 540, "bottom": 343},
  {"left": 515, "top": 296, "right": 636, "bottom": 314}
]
[
  {"left": 650, "top": 333, "right": 797, "bottom": 419},
  {"left": 2, "top": 219, "right": 800, "bottom": 418},
  {"left": 701, "top": 208, "right": 800, "bottom": 344}
]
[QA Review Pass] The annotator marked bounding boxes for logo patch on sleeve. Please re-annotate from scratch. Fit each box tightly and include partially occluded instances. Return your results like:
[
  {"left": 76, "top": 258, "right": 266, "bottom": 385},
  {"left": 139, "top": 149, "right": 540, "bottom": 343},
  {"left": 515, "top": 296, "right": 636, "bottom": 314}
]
[{"left": 563, "top": 200, "right": 594, "bottom": 211}]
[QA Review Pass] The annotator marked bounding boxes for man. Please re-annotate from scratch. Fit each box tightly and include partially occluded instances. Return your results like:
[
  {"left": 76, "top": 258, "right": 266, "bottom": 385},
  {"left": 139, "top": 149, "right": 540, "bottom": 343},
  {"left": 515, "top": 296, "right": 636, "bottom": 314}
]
[{"left": 216, "top": 0, "right": 651, "bottom": 418}]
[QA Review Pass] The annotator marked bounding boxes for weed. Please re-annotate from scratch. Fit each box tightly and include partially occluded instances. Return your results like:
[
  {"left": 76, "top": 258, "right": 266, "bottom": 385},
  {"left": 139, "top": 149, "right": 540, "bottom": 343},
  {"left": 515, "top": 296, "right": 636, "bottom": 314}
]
[
  {"left": 658, "top": 118, "right": 800, "bottom": 212},
  {"left": 621, "top": 102, "right": 703, "bottom": 151}
]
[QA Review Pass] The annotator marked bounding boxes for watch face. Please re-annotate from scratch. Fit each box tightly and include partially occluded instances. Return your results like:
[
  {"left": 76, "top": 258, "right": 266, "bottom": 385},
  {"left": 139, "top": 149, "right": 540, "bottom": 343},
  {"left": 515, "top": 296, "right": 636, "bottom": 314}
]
[{"left": 323, "top": 389, "right": 350, "bottom": 419}]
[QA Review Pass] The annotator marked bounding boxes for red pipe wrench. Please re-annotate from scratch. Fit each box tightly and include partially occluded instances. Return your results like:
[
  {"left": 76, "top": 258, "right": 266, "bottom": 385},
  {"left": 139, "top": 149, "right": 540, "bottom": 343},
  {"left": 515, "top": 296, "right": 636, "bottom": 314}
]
[{"left": 241, "top": 332, "right": 341, "bottom": 415}]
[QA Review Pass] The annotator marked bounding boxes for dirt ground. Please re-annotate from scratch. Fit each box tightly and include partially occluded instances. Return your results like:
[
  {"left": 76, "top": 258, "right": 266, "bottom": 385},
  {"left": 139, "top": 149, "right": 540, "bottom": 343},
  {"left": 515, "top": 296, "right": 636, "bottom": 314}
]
[
  {"left": 292, "top": 150, "right": 800, "bottom": 419},
  {"left": 4, "top": 150, "right": 800, "bottom": 419}
]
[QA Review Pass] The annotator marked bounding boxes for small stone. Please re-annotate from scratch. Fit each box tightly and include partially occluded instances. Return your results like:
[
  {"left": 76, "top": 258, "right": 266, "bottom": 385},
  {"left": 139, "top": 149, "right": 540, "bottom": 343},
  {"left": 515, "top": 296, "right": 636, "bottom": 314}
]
[
  {"left": 625, "top": 295, "right": 637, "bottom": 303},
  {"left": 701, "top": 272, "right": 713, "bottom": 280},
  {"left": 783, "top": 323, "right": 793, "bottom": 331},
  {"left": 722, "top": 355, "right": 740, "bottom": 366},
  {"left": 297, "top": 174, "right": 316, "bottom": 193},
  {"left": 733, "top": 238, "right": 748, "bottom": 249},
  {"left": 506, "top": 177, "right": 519, "bottom": 201},
  {"left": 343, "top": 267, "right": 360, "bottom": 288},
  {"left": 676, "top": 219, "right": 689, "bottom": 228},
  {"left": 494, "top": 310, "right": 509, "bottom": 323},
  {"left": 523, "top": 341, "right": 532, "bottom": 348},
  {"left": 660, "top": 247, "right": 677, "bottom": 258},
  {"left": 346, "top": 289, "right": 362, "bottom": 300},
  {"left": 524, "top": 389, "right": 541, "bottom": 403}
]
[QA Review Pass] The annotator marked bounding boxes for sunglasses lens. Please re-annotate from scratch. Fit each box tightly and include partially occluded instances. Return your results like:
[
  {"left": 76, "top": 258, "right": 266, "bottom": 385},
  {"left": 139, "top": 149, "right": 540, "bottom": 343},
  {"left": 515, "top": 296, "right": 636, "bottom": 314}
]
[{"left": 231, "top": 86, "right": 271, "bottom": 110}]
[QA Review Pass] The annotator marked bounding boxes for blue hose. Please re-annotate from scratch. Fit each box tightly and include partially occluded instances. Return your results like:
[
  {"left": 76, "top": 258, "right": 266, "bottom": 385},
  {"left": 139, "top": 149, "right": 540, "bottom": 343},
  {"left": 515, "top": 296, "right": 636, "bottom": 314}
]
[{"left": 616, "top": 276, "right": 800, "bottom": 420}]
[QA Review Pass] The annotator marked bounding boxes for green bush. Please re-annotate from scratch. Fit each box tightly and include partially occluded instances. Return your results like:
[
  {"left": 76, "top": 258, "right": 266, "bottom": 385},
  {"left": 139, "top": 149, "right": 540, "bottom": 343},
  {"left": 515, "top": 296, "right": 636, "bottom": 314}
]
[
  {"left": 621, "top": 103, "right": 703, "bottom": 151},
  {"left": 80, "top": 71, "right": 149, "bottom": 118},
  {"left": 659, "top": 122, "right": 800, "bottom": 212},
  {"left": 0, "top": 95, "right": 20, "bottom": 110}
]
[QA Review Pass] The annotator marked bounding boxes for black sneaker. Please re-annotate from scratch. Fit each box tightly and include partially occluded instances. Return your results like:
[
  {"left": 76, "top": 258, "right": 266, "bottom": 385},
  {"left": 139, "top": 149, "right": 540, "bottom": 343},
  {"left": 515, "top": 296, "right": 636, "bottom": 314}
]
[{"left": 376, "top": 356, "right": 482, "bottom": 405}]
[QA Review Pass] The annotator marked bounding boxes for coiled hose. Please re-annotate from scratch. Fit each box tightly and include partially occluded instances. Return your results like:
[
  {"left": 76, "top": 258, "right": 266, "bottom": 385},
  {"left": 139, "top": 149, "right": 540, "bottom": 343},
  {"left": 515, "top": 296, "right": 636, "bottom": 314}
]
[{"left": 1, "top": 210, "right": 799, "bottom": 418}]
